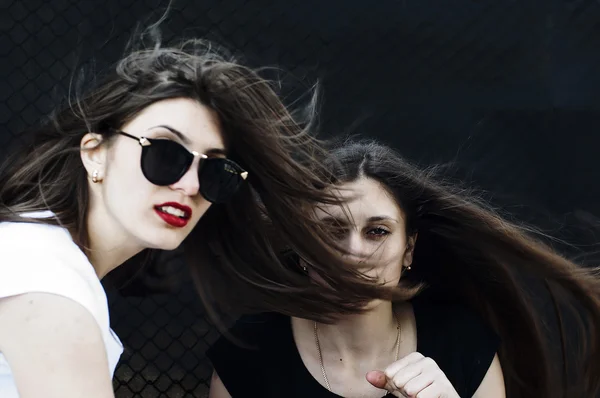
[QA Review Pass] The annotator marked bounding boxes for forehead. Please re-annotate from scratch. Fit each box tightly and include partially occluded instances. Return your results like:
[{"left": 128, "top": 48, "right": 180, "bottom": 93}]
[
  {"left": 317, "top": 177, "right": 403, "bottom": 221},
  {"left": 122, "top": 97, "right": 225, "bottom": 151}
]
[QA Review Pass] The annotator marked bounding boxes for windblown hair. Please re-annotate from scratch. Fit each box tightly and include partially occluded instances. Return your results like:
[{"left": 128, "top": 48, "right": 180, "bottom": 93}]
[
  {"left": 0, "top": 30, "right": 392, "bottom": 325},
  {"left": 323, "top": 139, "right": 600, "bottom": 398}
]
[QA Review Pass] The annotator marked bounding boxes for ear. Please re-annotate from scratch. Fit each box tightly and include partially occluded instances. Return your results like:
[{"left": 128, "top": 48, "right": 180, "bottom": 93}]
[
  {"left": 80, "top": 133, "right": 108, "bottom": 182},
  {"left": 403, "top": 233, "right": 418, "bottom": 267}
]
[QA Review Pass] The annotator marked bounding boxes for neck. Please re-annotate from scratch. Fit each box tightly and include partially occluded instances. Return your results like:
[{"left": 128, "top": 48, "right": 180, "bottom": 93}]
[
  {"left": 314, "top": 300, "right": 401, "bottom": 362},
  {"left": 86, "top": 204, "right": 144, "bottom": 279}
]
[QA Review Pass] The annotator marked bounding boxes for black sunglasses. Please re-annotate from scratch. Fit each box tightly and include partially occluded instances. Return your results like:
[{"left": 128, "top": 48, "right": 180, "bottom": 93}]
[{"left": 115, "top": 129, "right": 248, "bottom": 204}]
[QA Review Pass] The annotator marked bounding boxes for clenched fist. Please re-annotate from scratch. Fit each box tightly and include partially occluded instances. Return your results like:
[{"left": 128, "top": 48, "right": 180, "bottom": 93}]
[{"left": 366, "top": 352, "right": 460, "bottom": 398}]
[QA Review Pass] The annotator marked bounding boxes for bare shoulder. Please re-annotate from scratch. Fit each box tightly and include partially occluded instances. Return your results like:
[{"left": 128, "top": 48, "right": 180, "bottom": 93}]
[
  {"left": 0, "top": 292, "right": 115, "bottom": 398},
  {"left": 209, "top": 370, "right": 233, "bottom": 398},
  {"left": 472, "top": 354, "right": 505, "bottom": 398}
]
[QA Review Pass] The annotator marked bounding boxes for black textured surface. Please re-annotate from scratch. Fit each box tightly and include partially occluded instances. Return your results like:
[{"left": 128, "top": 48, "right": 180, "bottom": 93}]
[{"left": 2, "top": 1, "right": 600, "bottom": 396}]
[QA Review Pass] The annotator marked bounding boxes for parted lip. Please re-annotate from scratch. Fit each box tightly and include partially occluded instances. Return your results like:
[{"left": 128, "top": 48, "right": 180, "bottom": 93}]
[{"left": 154, "top": 202, "right": 192, "bottom": 219}]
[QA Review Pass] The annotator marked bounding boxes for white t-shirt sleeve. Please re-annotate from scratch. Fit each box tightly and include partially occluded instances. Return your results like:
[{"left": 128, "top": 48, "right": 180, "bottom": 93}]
[
  {"left": 0, "top": 247, "right": 102, "bottom": 322},
  {"left": 0, "top": 222, "right": 121, "bottom": 367}
]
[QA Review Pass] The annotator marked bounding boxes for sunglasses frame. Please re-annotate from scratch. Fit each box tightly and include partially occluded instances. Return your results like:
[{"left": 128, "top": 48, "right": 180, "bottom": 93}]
[{"left": 112, "top": 129, "right": 248, "bottom": 202}]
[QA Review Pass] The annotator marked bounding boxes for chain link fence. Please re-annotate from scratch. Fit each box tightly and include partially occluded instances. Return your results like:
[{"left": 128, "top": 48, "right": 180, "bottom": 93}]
[
  {"left": 108, "top": 281, "right": 219, "bottom": 397},
  {"left": 2, "top": 0, "right": 600, "bottom": 396}
]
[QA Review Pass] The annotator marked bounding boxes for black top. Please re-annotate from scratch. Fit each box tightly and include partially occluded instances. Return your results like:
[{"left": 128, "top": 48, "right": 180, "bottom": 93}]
[{"left": 207, "top": 300, "right": 500, "bottom": 398}]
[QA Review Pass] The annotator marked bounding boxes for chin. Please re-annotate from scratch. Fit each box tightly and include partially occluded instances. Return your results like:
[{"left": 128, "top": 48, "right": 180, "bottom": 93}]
[
  {"left": 141, "top": 230, "right": 187, "bottom": 251},
  {"left": 155, "top": 240, "right": 183, "bottom": 251},
  {"left": 362, "top": 299, "right": 385, "bottom": 311}
]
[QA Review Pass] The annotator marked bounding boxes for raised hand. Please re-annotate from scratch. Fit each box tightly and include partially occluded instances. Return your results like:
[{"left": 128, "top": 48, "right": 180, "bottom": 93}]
[{"left": 366, "top": 352, "right": 460, "bottom": 398}]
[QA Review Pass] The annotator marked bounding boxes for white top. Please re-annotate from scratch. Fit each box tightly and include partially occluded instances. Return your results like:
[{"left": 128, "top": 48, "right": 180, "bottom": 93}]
[{"left": 0, "top": 211, "right": 123, "bottom": 397}]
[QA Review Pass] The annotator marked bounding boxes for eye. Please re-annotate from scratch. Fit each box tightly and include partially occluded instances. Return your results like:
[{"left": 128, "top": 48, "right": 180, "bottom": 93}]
[
  {"left": 322, "top": 221, "right": 348, "bottom": 240},
  {"left": 331, "top": 226, "right": 349, "bottom": 240},
  {"left": 366, "top": 227, "right": 390, "bottom": 239}
]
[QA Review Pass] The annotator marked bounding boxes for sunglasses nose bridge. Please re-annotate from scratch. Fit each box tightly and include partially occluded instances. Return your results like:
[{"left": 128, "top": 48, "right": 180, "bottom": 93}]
[
  {"left": 186, "top": 152, "right": 207, "bottom": 194},
  {"left": 191, "top": 152, "right": 207, "bottom": 172},
  {"left": 171, "top": 153, "right": 203, "bottom": 196}
]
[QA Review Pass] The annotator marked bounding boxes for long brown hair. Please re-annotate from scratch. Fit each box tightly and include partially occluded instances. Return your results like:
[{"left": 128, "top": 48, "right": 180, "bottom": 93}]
[
  {"left": 0, "top": 31, "right": 393, "bottom": 323},
  {"left": 322, "top": 139, "right": 600, "bottom": 398}
]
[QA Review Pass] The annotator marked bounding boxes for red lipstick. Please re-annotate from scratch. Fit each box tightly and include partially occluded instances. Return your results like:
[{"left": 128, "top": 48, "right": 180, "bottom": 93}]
[{"left": 154, "top": 202, "right": 192, "bottom": 228}]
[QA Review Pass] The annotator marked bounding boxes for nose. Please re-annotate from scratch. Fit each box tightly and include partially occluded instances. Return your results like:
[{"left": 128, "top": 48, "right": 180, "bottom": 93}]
[
  {"left": 344, "top": 232, "right": 370, "bottom": 260},
  {"left": 169, "top": 158, "right": 200, "bottom": 197}
]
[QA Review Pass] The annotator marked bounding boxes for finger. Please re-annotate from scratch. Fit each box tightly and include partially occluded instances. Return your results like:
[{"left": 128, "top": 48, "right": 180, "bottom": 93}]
[
  {"left": 366, "top": 370, "right": 408, "bottom": 396},
  {"left": 384, "top": 352, "right": 425, "bottom": 379},
  {"left": 388, "top": 363, "right": 423, "bottom": 391},
  {"left": 366, "top": 370, "right": 390, "bottom": 390},
  {"left": 419, "top": 357, "right": 440, "bottom": 372},
  {"left": 412, "top": 381, "right": 446, "bottom": 398},
  {"left": 402, "top": 373, "right": 434, "bottom": 397}
]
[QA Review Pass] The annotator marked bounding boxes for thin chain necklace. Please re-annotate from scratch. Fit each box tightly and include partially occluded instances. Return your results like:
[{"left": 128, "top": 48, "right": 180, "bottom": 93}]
[{"left": 314, "top": 314, "right": 401, "bottom": 392}]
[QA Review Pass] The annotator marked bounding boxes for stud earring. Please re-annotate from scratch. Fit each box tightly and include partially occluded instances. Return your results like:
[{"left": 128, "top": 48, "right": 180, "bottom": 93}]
[{"left": 92, "top": 170, "right": 101, "bottom": 183}]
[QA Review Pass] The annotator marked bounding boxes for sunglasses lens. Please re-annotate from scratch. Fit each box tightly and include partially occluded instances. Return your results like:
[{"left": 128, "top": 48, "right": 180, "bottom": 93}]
[
  {"left": 140, "top": 140, "right": 192, "bottom": 186},
  {"left": 199, "top": 158, "right": 245, "bottom": 204}
]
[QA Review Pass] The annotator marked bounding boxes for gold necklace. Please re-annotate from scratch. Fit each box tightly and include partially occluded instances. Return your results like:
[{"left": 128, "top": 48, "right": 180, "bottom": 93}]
[{"left": 313, "top": 314, "right": 401, "bottom": 392}]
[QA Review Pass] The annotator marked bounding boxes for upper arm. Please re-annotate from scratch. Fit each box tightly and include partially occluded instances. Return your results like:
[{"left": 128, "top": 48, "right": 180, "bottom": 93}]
[
  {"left": 209, "top": 370, "right": 233, "bottom": 398},
  {"left": 0, "top": 293, "right": 115, "bottom": 398},
  {"left": 472, "top": 354, "right": 505, "bottom": 398}
]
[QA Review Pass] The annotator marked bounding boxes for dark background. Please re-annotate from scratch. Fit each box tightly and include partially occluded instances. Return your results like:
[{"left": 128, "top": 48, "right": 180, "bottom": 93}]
[{"left": 2, "top": 0, "right": 600, "bottom": 396}]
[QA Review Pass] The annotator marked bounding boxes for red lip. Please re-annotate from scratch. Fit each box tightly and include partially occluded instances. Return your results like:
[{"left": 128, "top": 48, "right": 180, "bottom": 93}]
[{"left": 154, "top": 202, "right": 192, "bottom": 228}]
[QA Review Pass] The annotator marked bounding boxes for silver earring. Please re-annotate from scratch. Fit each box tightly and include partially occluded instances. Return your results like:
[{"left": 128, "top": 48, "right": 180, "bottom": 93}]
[
  {"left": 92, "top": 170, "right": 100, "bottom": 183},
  {"left": 302, "top": 265, "right": 308, "bottom": 274}
]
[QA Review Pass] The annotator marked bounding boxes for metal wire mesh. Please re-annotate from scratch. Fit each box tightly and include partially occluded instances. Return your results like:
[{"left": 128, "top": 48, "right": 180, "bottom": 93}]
[
  {"left": 108, "top": 280, "right": 219, "bottom": 398},
  {"left": 2, "top": 0, "right": 600, "bottom": 396}
]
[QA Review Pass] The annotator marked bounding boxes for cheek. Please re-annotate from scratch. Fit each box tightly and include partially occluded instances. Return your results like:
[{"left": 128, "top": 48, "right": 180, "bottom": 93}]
[
  {"left": 107, "top": 144, "right": 145, "bottom": 181},
  {"left": 104, "top": 171, "right": 153, "bottom": 217},
  {"left": 103, "top": 148, "right": 154, "bottom": 212},
  {"left": 372, "top": 240, "right": 406, "bottom": 264},
  {"left": 374, "top": 243, "right": 407, "bottom": 282}
]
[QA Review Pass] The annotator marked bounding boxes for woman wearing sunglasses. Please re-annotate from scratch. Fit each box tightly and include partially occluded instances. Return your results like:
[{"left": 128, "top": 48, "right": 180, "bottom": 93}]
[{"left": 0, "top": 37, "right": 382, "bottom": 398}]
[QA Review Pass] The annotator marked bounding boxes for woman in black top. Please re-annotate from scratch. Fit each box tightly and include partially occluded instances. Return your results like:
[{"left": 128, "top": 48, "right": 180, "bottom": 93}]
[
  {"left": 208, "top": 296, "right": 502, "bottom": 397},
  {"left": 208, "top": 140, "right": 600, "bottom": 398},
  {"left": 208, "top": 170, "right": 503, "bottom": 398}
]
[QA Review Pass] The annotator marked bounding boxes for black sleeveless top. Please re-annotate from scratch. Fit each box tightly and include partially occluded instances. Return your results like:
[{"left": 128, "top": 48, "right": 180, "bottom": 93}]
[{"left": 207, "top": 300, "right": 500, "bottom": 397}]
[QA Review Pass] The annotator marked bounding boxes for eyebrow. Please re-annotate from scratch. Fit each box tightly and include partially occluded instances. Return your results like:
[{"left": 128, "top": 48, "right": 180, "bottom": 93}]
[
  {"left": 152, "top": 125, "right": 191, "bottom": 145},
  {"left": 320, "top": 215, "right": 399, "bottom": 225},
  {"left": 367, "top": 216, "right": 399, "bottom": 223},
  {"left": 152, "top": 125, "right": 227, "bottom": 156},
  {"left": 320, "top": 216, "right": 348, "bottom": 225}
]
